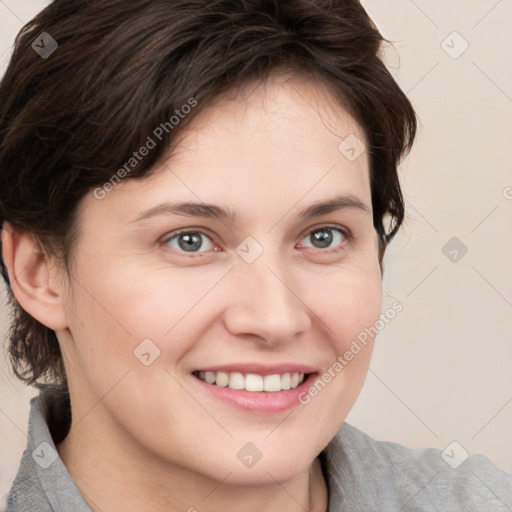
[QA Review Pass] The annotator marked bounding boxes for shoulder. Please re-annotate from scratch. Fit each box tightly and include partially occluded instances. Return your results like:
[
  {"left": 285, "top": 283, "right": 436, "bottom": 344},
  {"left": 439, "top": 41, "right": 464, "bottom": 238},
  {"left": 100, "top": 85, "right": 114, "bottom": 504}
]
[
  {"left": 322, "top": 422, "right": 512, "bottom": 511},
  {"left": 6, "top": 456, "right": 50, "bottom": 512},
  {"left": 6, "top": 388, "right": 90, "bottom": 512}
]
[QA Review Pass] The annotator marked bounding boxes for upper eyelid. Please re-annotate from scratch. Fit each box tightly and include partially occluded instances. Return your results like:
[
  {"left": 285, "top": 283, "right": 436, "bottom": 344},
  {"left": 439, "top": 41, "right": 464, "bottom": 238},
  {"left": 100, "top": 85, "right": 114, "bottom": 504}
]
[{"left": 298, "top": 223, "right": 351, "bottom": 240}]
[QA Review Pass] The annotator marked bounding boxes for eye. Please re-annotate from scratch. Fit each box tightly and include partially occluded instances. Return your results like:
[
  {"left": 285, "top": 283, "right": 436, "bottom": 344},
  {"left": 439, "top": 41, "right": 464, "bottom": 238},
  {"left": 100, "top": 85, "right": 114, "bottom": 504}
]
[
  {"left": 163, "top": 230, "right": 216, "bottom": 254},
  {"left": 162, "top": 225, "right": 349, "bottom": 256},
  {"left": 299, "top": 226, "right": 348, "bottom": 251}
]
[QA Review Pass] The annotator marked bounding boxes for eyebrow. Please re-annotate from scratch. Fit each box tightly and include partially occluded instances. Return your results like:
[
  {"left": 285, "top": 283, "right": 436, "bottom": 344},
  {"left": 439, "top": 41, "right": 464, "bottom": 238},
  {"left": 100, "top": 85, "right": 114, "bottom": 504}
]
[{"left": 131, "top": 193, "right": 371, "bottom": 225}]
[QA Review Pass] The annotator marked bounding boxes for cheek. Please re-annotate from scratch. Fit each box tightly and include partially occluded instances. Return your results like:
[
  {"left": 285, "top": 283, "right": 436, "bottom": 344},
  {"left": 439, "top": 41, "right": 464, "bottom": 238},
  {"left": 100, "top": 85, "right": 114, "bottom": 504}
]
[
  {"left": 309, "top": 259, "right": 383, "bottom": 346},
  {"left": 298, "top": 262, "right": 382, "bottom": 405},
  {"left": 63, "top": 260, "right": 229, "bottom": 372},
  {"left": 61, "top": 263, "right": 202, "bottom": 426},
  {"left": 303, "top": 260, "right": 381, "bottom": 389}
]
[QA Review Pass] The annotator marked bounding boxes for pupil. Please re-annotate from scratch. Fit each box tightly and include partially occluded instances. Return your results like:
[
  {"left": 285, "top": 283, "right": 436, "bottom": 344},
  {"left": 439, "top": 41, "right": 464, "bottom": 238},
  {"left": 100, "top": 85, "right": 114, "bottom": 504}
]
[
  {"left": 179, "top": 233, "right": 202, "bottom": 251},
  {"left": 312, "top": 229, "right": 332, "bottom": 249}
]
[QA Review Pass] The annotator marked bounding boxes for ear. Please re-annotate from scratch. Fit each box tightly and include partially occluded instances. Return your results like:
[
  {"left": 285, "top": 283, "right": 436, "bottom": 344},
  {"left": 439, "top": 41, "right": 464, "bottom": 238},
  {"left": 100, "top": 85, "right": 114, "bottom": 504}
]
[{"left": 1, "top": 222, "right": 68, "bottom": 330}]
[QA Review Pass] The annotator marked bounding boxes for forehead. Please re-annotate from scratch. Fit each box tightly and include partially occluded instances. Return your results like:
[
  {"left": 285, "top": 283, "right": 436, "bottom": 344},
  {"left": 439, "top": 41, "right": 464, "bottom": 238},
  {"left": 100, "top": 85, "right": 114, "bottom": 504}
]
[
  {"left": 172, "top": 72, "right": 367, "bottom": 164},
  {"left": 82, "top": 73, "right": 372, "bottom": 227}
]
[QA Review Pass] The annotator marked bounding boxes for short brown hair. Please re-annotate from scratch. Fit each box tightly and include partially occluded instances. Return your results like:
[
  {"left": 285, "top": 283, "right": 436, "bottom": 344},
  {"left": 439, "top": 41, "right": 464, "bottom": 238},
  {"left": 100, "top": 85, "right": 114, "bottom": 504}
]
[{"left": 0, "top": 0, "right": 416, "bottom": 388}]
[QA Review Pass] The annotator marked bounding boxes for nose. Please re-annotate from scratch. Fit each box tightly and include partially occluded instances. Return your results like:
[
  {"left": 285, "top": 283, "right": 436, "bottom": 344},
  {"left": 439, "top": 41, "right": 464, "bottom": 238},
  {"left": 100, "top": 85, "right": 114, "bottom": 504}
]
[{"left": 222, "top": 248, "right": 312, "bottom": 347}]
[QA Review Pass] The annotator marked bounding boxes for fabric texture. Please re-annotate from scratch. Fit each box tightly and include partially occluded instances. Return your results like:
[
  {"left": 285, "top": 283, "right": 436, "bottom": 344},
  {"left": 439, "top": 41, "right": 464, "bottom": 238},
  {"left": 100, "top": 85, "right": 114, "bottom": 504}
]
[{"left": 6, "top": 390, "right": 512, "bottom": 511}]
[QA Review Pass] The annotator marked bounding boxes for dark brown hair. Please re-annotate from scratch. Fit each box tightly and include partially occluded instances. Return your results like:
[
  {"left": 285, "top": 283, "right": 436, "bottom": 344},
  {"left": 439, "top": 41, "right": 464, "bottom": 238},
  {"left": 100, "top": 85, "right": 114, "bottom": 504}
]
[{"left": 0, "top": 0, "right": 416, "bottom": 388}]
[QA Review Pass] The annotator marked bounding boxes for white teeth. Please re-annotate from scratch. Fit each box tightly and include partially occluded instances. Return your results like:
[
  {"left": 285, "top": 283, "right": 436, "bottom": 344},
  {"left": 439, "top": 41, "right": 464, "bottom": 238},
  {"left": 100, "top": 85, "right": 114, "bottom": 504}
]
[
  {"left": 195, "top": 370, "right": 307, "bottom": 392},
  {"left": 215, "top": 371, "right": 229, "bottom": 387},
  {"left": 245, "top": 373, "right": 263, "bottom": 391},
  {"left": 204, "top": 371, "right": 216, "bottom": 384},
  {"left": 228, "top": 372, "right": 245, "bottom": 390},
  {"left": 263, "top": 374, "right": 281, "bottom": 392}
]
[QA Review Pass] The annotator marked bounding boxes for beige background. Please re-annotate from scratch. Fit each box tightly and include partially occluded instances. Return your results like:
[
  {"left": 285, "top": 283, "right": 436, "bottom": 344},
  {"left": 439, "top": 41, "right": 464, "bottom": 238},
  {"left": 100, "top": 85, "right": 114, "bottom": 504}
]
[{"left": 1, "top": 0, "right": 511, "bottom": 505}]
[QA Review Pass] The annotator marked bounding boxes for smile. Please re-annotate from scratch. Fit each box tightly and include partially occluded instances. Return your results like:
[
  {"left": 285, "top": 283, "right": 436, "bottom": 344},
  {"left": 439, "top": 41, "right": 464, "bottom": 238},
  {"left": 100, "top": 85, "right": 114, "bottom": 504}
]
[{"left": 193, "top": 370, "right": 306, "bottom": 392}]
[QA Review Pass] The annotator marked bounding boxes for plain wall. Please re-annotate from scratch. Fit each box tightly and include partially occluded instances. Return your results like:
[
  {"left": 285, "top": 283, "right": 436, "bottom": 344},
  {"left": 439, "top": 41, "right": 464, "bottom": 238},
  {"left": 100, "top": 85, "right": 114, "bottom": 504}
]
[{"left": 1, "top": 0, "right": 511, "bottom": 505}]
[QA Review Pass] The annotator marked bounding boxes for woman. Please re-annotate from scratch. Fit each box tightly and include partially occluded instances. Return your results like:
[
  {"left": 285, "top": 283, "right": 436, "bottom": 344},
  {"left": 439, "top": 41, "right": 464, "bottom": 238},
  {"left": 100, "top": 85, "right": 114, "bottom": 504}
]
[{"left": 0, "top": 1, "right": 511, "bottom": 511}]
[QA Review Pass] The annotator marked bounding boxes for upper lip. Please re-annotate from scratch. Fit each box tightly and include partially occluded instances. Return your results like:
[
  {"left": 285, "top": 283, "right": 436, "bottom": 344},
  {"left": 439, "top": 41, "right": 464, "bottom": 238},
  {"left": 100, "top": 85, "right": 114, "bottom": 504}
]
[{"left": 193, "top": 363, "right": 318, "bottom": 376}]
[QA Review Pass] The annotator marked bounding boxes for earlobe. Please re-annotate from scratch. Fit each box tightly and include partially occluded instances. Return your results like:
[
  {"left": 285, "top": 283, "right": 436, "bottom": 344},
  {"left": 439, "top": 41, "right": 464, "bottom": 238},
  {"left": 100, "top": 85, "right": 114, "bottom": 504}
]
[{"left": 1, "top": 222, "right": 68, "bottom": 330}]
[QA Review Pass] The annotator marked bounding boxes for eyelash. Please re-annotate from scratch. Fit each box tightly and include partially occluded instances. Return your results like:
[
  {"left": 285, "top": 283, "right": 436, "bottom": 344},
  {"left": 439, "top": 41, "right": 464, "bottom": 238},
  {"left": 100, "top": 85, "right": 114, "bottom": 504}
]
[{"left": 161, "top": 225, "right": 352, "bottom": 257}]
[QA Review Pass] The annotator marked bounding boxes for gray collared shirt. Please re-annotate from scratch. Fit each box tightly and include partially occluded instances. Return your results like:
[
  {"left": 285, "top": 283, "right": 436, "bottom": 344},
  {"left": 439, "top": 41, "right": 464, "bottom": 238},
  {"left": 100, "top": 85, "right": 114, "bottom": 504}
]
[{"left": 6, "top": 391, "right": 512, "bottom": 511}]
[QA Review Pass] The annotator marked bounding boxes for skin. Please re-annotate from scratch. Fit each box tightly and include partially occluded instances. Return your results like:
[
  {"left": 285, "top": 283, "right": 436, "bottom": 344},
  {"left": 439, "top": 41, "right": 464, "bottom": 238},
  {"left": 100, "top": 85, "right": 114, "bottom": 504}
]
[{"left": 2, "top": 72, "right": 383, "bottom": 512}]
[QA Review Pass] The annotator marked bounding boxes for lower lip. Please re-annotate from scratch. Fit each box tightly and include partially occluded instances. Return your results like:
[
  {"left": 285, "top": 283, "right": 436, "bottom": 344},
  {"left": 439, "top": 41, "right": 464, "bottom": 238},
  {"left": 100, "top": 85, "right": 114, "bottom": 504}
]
[{"left": 192, "top": 373, "right": 317, "bottom": 414}]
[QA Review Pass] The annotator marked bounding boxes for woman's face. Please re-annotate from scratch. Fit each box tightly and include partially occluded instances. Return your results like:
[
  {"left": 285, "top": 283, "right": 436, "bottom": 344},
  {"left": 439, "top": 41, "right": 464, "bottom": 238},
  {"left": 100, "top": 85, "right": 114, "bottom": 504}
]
[{"left": 57, "top": 73, "right": 382, "bottom": 486}]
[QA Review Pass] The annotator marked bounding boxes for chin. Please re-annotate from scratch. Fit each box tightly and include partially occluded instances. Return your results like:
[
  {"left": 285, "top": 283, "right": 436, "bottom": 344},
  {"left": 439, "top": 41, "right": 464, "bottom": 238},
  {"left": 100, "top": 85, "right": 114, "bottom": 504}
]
[{"left": 222, "top": 460, "right": 310, "bottom": 487}]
